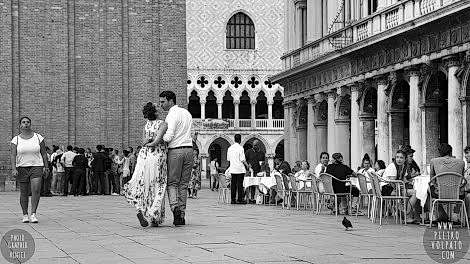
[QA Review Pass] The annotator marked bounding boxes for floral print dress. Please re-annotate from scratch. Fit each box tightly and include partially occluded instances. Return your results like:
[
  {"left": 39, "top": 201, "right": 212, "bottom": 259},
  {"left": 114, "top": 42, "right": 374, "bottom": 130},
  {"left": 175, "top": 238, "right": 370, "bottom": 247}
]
[
  {"left": 124, "top": 120, "right": 167, "bottom": 224},
  {"left": 189, "top": 155, "right": 201, "bottom": 190}
]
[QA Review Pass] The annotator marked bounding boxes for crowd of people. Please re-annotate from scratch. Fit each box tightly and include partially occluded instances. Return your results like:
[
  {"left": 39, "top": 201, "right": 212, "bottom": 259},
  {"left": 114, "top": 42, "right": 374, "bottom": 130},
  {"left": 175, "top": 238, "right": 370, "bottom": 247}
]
[{"left": 44, "top": 144, "right": 138, "bottom": 197}]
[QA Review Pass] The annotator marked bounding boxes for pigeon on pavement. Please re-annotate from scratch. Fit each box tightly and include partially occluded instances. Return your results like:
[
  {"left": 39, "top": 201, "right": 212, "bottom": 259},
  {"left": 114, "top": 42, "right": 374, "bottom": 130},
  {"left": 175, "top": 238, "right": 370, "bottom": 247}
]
[{"left": 342, "top": 217, "right": 352, "bottom": 231}]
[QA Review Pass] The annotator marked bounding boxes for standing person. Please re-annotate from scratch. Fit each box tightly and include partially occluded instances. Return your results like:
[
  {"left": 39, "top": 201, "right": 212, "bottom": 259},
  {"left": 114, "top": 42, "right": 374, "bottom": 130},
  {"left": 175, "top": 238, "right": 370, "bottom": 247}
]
[
  {"left": 244, "top": 140, "right": 265, "bottom": 203},
  {"left": 41, "top": 146, "right": 53, "bottom": 197},
  {"left": 50, "top": 145, "right": 63, "bottom": 195},
  {"left": 227, "top": 134, "right": 249, "bottom": 204},
  {"left": 84, "top": 148, "right": 93, "bottom": 195},
  {"left": 111, "top": 149, "right": 123, "bottom": 195},
  {"left": 210, "top": 158, "right": 219, "bottom": 191},
  {"left": 127, "top": 147, "right": 136, "bottom": 181},
  {"left": 188, "top": 148, "right": 201, "bottom": 198},
  {"left": 10, "top": 117, "right": 49, "bottom": 223},
  {"left": 120, "top": 150, "right": 131, "bottom": 195},
  {"left": 124, "top": 102, "right": 168, "bottom": 227},
  {"left": 71, "top": 148, "right": 88, "bottom": 196},
  {"left": 91, "top": 145, "right": 107, "bottom": 195},
  {"left": 60, "top": 145, "right": 76, "bottom": 196},
  {"left": 160, "top": 91, "right": 194, "bottom": 226}
]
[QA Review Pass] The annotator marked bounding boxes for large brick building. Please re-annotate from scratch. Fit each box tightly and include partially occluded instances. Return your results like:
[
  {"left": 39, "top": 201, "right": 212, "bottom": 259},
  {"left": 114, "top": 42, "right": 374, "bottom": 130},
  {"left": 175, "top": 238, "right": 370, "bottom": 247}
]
[{"left": 0, "top": 0, "right": 187, "bottom": 190}]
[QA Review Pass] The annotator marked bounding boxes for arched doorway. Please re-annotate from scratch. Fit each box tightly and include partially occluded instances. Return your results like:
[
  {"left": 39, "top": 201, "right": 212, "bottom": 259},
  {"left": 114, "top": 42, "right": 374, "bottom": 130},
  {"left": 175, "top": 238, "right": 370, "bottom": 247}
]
[
  {"left": 239, "top": 91, "right": 251, "bottom": 119},
  {"left": 206, "top": 91, "right": 217, "bottom": 119},
  {"left": 275, "top": 139, "right": 284, "bottom": 160},
  {"left": 208, "top": 137, "right": 231, "bottom": 171},
  {"left": 255, "top": 91, "right": 268, "bottom": 119},
  {"left": 222, "top": 91, "right": 234, "bottom": 119},
  {"left": 188, "top": 90, "right": 201, "bottom": 118},
  {"left": 336, "top": 95, "right": 351, "bottom": 166},
  {"left": 423, "top": 71, "right": 448, "bottom": 164},
  {"left": 390, "top": 79, "right": 410, "bottom": 157},
  {"left": 273, "top": 91, "right": 284, "bottom": 119}
]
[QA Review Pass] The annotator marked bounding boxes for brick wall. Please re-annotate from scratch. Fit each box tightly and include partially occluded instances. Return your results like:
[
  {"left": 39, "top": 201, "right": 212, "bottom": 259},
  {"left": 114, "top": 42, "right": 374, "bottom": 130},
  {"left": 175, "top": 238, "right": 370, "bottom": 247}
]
[{"left": 0, "top": 0, "right": 187, "bottom": 190}]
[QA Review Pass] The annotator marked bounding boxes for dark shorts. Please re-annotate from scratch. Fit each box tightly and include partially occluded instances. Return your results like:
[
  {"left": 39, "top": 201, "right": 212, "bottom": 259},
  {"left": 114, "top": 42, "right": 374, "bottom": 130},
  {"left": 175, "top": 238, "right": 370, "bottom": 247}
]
[{"left": 17, "top": 166, "right": 44, "bottom": 183}]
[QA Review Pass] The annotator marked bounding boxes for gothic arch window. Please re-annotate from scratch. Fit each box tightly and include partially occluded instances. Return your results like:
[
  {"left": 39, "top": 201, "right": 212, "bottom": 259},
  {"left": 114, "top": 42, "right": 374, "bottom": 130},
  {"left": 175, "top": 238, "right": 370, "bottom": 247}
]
[{"left": 226, "top": 12, "right": 255, "bottom": 49}]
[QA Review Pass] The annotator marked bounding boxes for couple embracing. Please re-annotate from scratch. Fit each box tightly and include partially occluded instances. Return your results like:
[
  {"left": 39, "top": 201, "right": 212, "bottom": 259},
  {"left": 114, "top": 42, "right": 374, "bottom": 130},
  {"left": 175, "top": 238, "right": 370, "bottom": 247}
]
[{"left": 124, "top": 91, "right": 194, "bottom": 227}]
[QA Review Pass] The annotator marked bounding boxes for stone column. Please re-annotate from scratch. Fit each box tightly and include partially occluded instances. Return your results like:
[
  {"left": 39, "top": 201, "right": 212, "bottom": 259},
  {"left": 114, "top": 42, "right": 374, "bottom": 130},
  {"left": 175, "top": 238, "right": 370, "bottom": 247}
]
[
  {"left": 446, "top": 56, "right": 463, "bottom": 159},
  {"left": 268, "top": 101, "right": 273, "bottom": 127},
  {"left": 251, "top": 100, "right": 256, "bottom": 128},
  {"left": 407, "top": 69, "right": 423, "bottom": 168},
  {"left": 389, "top": 110, "right": 406, "bottom": 159},
  {"left": 307, "top": 97, "right": 316, "bottom": 166},
  {"left": 360, "top": 115, "right": 376, "bottom": 164},
  {"left": 200, "top": 101, "right": 206, "bottom": 120},
  {"left": 350, "top": 84, "right": 361, "bottom": 170},
  {"left": 307, "top": 0, "right": 322, "bottom": 41},
  {"left": 290, "top": 100, "right": 299, "bottom": 162},
  {"left": 376, "top": 76, "right": 390, "bottom": 163},
  {"left": 267, "top": 154, "right": 275, "bottom": 171},
  {"left": 234, "top": 100, "right": 240, "bottom": 128},
  {"left": 462, "top": 97, "right": 470, "bottom": 150},
  {"left": 422, "top": 104, "right": 440, "bottom": 166},
  {"left": 327, "top": 91, "right": 336, "bottom": 154},
  {"left": 284, "top": 102, "right": 291, "bottom": 163},
  {"left": 295, "top": 3, "right": 302, "bottom": 48},
  {"left": 217, "top": 102, "right": 223, "bottom": 119}
]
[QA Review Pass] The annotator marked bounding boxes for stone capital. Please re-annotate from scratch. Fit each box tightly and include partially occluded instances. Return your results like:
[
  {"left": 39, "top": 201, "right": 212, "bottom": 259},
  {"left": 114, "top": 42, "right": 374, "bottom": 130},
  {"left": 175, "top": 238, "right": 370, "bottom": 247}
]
[
  {"left": 404, "top": 66, "right": 421, "bottom": 78},
  {"left": 233, "top": 99, "right": 240, "bottom": 105},
  {"left": 250, "top": 99, "right": 257, "bottom": 105},
  {"left": 327, "top": 90, "right": 337, "bottom": 100},
  {"left": 374, "top": 75, "right": 388, "bottom": 86},
  {"left": 200, "top": 99, "right": 207, "bottom": 104},
  {"left": 336, "top": 86, "right": 351, "bottom": 96},
  {"left": 294, "top": 0, "right": 307, "bottom": 8},
  {"left": 307, "top": 96, "right": 316, "bottom": 105},
  {"left": 313, "top": 93, "right": 326, "bottom": 103},
  {"left": 443, "top": 55, "right": 461, "bottom": 69},
  {"left": 347, "top": 82, "right": 362, "bottom": 93}
]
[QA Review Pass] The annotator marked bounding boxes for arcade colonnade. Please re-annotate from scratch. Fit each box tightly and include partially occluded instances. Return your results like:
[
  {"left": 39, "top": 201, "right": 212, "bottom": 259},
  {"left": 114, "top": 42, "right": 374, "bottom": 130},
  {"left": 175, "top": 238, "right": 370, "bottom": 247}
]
[{"left": 284, "top": 53, "right": 470, "bottom": 172}]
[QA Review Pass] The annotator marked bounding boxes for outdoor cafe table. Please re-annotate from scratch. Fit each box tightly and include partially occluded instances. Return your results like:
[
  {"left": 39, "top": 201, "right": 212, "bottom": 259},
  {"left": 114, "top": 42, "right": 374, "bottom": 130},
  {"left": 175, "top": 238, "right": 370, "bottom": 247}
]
[
  {"left": 243, "top": 175, "right": 277, "bottom": 194},
  {"left": 413, "top": 175, "right": 430, "bottom": 207}
]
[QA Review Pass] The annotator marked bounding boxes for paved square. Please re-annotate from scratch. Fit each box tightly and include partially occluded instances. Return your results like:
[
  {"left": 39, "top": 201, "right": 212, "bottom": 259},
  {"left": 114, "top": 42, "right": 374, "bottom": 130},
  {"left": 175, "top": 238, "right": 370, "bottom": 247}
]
[{"left": 1, "top": 185, "right": 469, "bottom": 264}]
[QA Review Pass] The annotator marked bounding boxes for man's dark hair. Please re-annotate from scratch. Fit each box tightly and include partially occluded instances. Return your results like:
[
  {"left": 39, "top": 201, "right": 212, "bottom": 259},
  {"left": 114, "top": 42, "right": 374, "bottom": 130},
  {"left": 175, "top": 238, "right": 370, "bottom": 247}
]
[
  {"left": 376, "top": 160, "right": 386, "bottom": 170},
  {"left": 234, "top": 134, "right": 241, "bottom": 143},
  {"left": 53, "top": 145, "right": 59, "bottom": 152},
  {"left": 396, "top": 149, "right": 407, "bottom": 157},
  {"left": 438, "top": 143, "right": 453, "bottom": 157},
  {"left": 319, "top": 152, "right": 329, "bottom": 160},
  {"left": 78, "top": 148, "right": 85, "bottom": 154},
  {"left": 123, "top": 150, "right": 130, "bottom": 157},
  {"left": 67, "top": 145, "right": 73, "bottom": 151},
  {"left": 464, "top": 146, "right": 470, "bottom": 154},
  {"left": 96, "top": 145, "right": 103, "bottom": 151},
  {"left": 159, "top": 91, "right": 176, "bottom": 104}
]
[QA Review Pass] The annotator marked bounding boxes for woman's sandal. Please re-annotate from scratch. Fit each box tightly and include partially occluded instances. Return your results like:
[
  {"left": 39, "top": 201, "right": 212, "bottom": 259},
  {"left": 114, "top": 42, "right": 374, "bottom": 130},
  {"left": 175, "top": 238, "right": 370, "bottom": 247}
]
[{"left": 137, "top": 211, "right": 149, "bottom": 227}]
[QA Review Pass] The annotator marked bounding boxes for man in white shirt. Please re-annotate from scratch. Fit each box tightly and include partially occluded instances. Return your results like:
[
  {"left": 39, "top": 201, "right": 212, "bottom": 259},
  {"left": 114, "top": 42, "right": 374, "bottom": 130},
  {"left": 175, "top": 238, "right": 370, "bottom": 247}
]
[
  {"left": 160, "top": 90, "right": 193, "bottom": 226},
  {"left": 227, "top": 134, "right": 249, "bottom": 204},
  {"left": 60, "top": 145, "right": 77, "bottom": 196}
]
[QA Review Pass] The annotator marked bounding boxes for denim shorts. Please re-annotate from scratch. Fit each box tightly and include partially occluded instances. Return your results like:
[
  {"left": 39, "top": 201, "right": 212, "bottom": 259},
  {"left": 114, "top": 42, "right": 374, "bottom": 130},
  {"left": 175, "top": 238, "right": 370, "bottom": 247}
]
[{"left": 17, "top": 166, "right": 44, "bottom": 183}]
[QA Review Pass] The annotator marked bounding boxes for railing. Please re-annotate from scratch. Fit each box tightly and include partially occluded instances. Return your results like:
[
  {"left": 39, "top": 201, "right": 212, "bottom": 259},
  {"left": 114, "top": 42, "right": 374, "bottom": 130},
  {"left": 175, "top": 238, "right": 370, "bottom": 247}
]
[
  {"left": 192, "top": 119, "right": 284, "bottom": 130},
  {"left": 281, "top": 0, "right": 458, "bottom": 71}
]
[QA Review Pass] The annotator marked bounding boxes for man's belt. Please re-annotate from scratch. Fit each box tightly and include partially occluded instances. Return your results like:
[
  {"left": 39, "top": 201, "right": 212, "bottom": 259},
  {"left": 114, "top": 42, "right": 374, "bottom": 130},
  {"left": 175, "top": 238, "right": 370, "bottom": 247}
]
[{"left": 168, "top": 146, "right": 193, "bottom": 150}]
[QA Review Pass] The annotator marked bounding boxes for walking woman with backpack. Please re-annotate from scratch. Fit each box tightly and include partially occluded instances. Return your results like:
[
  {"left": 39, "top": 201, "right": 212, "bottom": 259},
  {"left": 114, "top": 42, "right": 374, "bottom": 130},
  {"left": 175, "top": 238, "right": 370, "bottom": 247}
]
[{"left": 10, "top": 117, "right": 49, "bottom": 223}]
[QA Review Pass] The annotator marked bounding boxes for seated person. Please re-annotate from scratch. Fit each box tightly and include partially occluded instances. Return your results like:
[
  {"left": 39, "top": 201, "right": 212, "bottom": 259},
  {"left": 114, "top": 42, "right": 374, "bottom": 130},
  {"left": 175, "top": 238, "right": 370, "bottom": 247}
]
[
  {"left": 294, "top": 161, "right": 314, "bottom": 189},
  {"left": 357, "top": 154, "right": 374, "bottom": 192},
  {"left": 429, "top": 143, "right": 466, "bottom": 223},
  {"left": 291, "top": 161, "right": 302, "bottom": 174},
  {"left": 374, "top": 160, "right": 386, "bottom": 177},
  {"left": 314, "top": 152, "right": 329, "bottom": 193},
  {"left": 464, "top": 146, "right": 470, "bottom": 223},
  {"left": 381, "top": 150, "right": 407, "bottom": 196},
  {"left": 325, "top": 153, "right": 361, "bottom": 215}
]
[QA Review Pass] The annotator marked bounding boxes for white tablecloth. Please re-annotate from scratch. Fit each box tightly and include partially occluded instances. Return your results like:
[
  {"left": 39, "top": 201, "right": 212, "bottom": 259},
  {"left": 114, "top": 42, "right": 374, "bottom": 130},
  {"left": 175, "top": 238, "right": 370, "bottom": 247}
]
[
  {"left": 413, "top": 175, "right": 430, "bottom": 207},
  {"left": 243, "top": 176, "right": 277, "bottom": 194}
]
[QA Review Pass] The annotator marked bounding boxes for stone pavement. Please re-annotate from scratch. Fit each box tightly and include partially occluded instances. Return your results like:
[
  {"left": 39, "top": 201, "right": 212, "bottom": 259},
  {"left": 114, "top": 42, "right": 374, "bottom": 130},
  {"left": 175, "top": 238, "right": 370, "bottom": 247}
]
[{"left": 1, "top": 186, "right": 469, "bottom": 264}]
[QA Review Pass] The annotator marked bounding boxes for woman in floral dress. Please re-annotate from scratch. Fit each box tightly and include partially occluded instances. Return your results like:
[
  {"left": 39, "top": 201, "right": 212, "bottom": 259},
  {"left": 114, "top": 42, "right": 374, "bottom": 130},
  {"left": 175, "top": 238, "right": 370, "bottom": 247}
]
[
  {"left": 124, "top": 102, "right": 168, "bottom": 227},
  {"left": 188, "top": 148, "right": 201, "bottom": 198}
]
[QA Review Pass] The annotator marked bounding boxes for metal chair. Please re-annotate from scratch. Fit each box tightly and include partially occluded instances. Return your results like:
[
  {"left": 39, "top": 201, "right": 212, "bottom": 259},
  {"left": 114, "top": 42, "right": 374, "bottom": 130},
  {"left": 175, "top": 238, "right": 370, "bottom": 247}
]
[
  {"left": 356, "top": 173, "right": 373, "bottom": 218},
  {"left": 217, "top": 173, "right": 230, "bottom": 204},
  {"left": 274, "top": 173, "right": 287, "bottom": 209},
  {"left": 369, "top": 172, "right": 408, "bottom": 225},
  {"left": 289, "top": 174, "right": 314, "bottom": 210},
  {"left": 428, "top": 172, "right": 469, "bottom": 229},
  {"left": 318, "top": 173, "right": 352, "bottom": 216}
]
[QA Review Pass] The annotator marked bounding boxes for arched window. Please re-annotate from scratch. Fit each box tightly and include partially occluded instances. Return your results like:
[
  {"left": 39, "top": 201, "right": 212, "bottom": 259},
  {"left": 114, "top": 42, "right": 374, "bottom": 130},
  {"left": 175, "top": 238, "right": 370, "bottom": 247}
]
[{"left": 226, "top": 12, "right": 255, "bottom": 49}]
